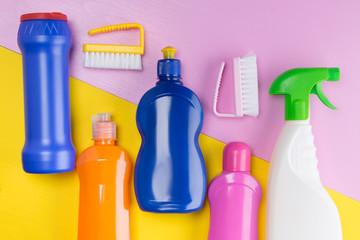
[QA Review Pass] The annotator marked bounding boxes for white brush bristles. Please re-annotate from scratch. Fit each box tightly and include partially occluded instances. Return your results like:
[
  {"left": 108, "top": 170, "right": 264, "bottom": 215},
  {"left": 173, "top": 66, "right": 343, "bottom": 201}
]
[
  {"left": 239, "top": 55, "right": 259, "bottom": 117},
  {"left": 84, "top": 52, "right": 142, "bottom": 70}
]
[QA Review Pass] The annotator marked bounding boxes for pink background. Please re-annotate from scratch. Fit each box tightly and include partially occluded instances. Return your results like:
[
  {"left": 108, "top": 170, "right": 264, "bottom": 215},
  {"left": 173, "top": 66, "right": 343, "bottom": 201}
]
[{"left": 1, "top": 0, "right": 359, "bottom": 201}]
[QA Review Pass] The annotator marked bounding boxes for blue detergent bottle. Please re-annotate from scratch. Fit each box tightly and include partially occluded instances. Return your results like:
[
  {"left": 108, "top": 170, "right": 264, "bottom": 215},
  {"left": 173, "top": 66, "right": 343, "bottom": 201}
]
[
  {"left": 134, "top": 47, "right": 207, "bottom": 213},
  {"left": 17, "top": 12, "right": 75, "bottom": 173}
]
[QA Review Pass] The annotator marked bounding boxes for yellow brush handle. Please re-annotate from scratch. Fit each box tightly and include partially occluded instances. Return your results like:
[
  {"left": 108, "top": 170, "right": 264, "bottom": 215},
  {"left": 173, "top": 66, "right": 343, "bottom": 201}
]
[{"left": 88, "top": 23, "right": 144, "bottom": 49}]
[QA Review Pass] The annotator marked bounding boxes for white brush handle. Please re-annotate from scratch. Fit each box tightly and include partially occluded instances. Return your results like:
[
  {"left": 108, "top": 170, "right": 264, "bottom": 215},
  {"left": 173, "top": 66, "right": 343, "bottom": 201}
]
[{"left": 213, "top": 62, "right": 236, "bottom": 117}]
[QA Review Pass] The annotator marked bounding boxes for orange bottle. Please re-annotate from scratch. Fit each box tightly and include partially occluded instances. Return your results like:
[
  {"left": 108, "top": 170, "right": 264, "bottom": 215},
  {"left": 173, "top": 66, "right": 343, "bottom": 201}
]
[{"left": 77, "top": 113, "right": 132, "bottom": 240}]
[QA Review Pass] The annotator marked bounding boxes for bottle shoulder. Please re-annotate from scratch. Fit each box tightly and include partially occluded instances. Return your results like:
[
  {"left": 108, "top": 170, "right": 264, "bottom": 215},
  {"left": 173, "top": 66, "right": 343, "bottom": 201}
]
[
  {"left": 273, "top": 121, "right": 316, "bottom": 158},
  {"left": 18, "top": 19, "right": 72, "bottom": 46},
  {"left": 209, "top": 172, "right": 262, "bottom": 196},
  {"left": 269, "top": 120, "right": 325, "bottom": 191},
  {"left": 138, "top": 82, "right": 202, "bottom": 111},
  {"left": 76, "top": 144, "right": 131, "bottom": 165},
  {"left": 273, "top": 122, "right": 315, "bottom": 154}
]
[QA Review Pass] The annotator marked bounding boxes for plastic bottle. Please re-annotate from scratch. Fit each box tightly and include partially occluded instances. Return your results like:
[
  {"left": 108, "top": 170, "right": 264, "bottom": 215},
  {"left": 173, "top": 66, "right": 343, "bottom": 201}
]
[
  {"left": 266, "top": 68, "right": 342, "bottom": 240},
  {"left": 208, "top": 142, "right": 262, "bottom": 240},
  {"left": 134, "top": 47, "right": 207, "bottom": 213},
  {"left": 77, "top": 113, "right": 132, "bottom": 240},
  {"left": 17, "top": 12, "right": 75, "bottom": 173}
]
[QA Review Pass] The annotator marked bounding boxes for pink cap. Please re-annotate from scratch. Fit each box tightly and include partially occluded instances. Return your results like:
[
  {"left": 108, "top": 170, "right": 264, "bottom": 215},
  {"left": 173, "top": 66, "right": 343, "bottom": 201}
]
[{"left": 223, "top": 142, "right": 251, "bottom": 172}]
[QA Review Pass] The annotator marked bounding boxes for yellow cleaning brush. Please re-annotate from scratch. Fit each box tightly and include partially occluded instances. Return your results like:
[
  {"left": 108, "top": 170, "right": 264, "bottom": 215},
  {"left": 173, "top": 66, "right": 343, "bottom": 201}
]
[{"left": 83, "top": 23, "right": 144, "bottom": 70}]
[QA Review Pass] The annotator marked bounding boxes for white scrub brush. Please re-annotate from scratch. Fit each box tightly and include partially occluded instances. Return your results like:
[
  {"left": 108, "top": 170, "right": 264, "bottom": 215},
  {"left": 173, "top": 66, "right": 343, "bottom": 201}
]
[
  {"left": 213, "top": 55, "right": 259, "bottom": 117},
  {"left": 83, "top": 23, "right": 144, "bottom": 70}
]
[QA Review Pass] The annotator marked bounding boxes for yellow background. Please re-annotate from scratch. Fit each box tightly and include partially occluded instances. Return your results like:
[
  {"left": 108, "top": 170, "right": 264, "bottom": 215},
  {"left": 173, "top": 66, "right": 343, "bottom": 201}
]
[{"left": 0, "top": 46, "right": 359, "bottom": 239}]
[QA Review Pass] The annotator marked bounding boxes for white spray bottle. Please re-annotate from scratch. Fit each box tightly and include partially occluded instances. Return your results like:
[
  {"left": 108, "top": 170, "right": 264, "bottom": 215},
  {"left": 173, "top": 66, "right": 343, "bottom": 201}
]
[{"left": 266, "top": 68, "right": 342, "bottom": 240}]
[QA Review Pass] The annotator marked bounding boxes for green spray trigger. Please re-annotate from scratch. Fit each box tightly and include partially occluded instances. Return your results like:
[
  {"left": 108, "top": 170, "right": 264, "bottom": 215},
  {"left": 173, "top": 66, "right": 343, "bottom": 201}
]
[
  {"left": 311, "top": 82, "right": 337, "bottom": 110},
  {"left": 269, "top": 68, "right": 339, "bottom": 120}
]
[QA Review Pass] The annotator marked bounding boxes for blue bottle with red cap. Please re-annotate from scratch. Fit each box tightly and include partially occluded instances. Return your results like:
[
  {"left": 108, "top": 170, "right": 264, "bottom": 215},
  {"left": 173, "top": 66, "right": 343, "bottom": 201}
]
[
  {"left": 134, "top": 46, "right": 206, "bottom": 213},
  {"left": 17, "top": 12, "right": 75, "bottom": 173}
]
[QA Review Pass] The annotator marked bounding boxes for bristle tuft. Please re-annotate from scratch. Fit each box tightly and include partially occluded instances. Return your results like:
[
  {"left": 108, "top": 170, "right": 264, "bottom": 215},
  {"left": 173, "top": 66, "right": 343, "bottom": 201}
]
[
  {"left": 240, "top": 55, "right": 259, "bottom": 117},
  {"left": 84, "top": 52, "right": 142, "bottom": 70}
]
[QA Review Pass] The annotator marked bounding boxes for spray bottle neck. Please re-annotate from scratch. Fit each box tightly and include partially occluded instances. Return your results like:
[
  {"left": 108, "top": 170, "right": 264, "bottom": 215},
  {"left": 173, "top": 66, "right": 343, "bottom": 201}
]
[
  {"left": 285, "top": 119, "right": 310, "bottom": 125},
  {"left": 284, "top": 95, "right": 310, "bottom": 120}
]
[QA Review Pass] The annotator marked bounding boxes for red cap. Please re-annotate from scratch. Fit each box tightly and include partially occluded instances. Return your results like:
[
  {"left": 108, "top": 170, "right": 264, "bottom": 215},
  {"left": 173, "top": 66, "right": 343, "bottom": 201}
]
[
  {"left": 223, "top": 142, "right": 251, "bottom": 172},
  {"left": 20, "top": 12, "right": 68, "bottom": 22}
]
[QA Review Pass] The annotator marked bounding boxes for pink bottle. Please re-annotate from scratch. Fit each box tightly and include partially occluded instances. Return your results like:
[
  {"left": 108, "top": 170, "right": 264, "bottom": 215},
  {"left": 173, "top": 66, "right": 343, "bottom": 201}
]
[{"left": 208, "top": 142, "right": 262, "bottom": 240}]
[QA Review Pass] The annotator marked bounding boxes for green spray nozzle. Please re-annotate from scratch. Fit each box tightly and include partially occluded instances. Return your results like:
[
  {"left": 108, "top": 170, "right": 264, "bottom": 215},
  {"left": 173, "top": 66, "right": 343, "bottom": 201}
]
[{"left": 269, "top": 68, "right": 339, "bottom": 120}]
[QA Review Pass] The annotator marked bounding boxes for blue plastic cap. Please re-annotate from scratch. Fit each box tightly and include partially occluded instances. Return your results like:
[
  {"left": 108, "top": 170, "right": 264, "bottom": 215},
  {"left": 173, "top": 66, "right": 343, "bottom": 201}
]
[{"left": 157, "top": 59, "right": 181, "bottom": 79}]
